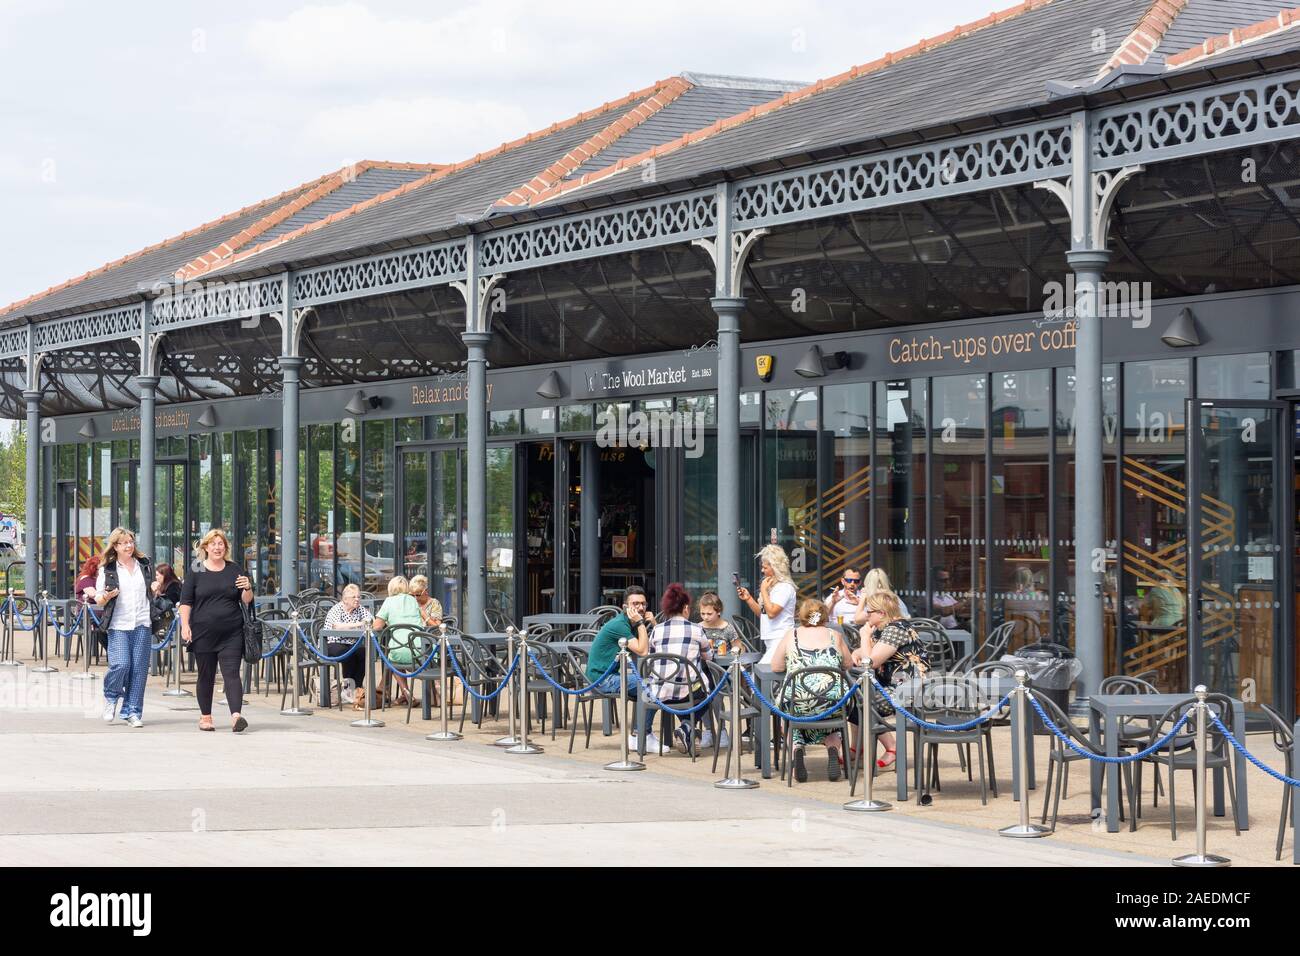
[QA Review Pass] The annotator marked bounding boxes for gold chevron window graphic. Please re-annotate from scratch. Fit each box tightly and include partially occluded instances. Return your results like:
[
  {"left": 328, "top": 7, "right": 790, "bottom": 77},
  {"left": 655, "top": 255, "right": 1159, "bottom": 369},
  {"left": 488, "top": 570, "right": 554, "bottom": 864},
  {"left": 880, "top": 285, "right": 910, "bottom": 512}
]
[
  {"left": 335, "top": 480, "right": 380, "bottom": 534},
  {"left": 1121, "top": 456, "right": 1235, "bottom": 676},
  {"left": 790, "top": 463, "right": 871, "bottom": 595}
]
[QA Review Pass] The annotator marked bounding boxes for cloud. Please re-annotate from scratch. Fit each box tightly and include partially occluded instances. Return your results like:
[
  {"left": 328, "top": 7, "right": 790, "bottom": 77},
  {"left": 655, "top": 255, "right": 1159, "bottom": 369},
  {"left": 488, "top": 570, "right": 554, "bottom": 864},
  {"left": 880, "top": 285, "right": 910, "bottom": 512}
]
[{"left": 299, "top": 95, "right": 532, "bottom": 161}]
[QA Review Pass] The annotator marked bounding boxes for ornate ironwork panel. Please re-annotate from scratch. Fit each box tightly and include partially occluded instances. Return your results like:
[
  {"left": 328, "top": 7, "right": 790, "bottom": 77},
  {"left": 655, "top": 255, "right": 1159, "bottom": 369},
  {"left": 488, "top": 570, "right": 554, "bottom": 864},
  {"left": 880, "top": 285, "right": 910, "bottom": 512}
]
[
  {"left": 478, "top": 190, "right": 717, "bottom": 274},
  {"left": 1093, "top": 71, "right": 1300, "bottom": 170},
  {"left": 0, "top": 327, "right": 28, "bottom": 361},
  {"left": 293, "top": 238, "right": 467, "bottom": 307},
  {"left": 151, "top": 275, "right": 285, "bottom": 330},
  {"left": 731, "top": 121, "right": 1074, "bottom": 231},
  {"left": 30, "top": 304, "right": 143, "bottom": 354}
]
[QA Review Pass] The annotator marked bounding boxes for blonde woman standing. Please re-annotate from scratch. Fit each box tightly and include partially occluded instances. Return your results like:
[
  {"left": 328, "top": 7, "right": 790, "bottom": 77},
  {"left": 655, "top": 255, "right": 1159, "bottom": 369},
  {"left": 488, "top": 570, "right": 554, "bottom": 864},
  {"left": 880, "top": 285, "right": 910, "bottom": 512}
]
[
  {"left": 179, "top": 529, "right": 254, "bottom": 732},
  {"left": 853, "top": 567, "right": 911, "bottom": 625},
  {"left": 95, "top": 528, "right": 155, "bottom": 727},
  {"left": 736, "top": 544, "right": 798, "bottom": 664}
]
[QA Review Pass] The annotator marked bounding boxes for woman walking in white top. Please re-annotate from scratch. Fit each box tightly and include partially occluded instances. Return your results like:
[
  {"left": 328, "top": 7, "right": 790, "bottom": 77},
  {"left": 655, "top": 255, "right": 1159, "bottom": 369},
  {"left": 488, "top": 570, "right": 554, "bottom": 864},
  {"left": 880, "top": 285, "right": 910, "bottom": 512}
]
[{"left": 95, "top": 528, "right": 155, "bottom": 727}]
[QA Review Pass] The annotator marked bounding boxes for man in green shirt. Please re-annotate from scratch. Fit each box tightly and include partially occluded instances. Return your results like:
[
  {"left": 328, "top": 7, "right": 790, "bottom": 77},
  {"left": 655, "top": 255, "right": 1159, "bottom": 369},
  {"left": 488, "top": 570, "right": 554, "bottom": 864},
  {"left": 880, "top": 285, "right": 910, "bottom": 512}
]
[{"left": 586, "top": 586, "right": 653, "bottom": 684}]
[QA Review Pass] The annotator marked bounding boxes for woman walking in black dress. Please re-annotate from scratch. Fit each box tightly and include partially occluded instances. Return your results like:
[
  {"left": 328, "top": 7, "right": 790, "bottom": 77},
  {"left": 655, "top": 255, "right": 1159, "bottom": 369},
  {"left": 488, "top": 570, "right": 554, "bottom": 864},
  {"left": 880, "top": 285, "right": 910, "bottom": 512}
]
[{"left": 179, "top": 529, "right": 254, "bottom": 732}]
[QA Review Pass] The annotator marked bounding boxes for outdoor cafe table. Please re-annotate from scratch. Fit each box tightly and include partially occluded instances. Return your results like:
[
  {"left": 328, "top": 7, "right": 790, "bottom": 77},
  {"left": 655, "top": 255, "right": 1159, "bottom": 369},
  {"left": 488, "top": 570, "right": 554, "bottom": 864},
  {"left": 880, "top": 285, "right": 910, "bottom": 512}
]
[
  {"left": 1088, "top": 693, "right": 1249, "bottom": 833},
  {"left": 521, "top": 613, "right": 601, "bottom": 636},
  {"left": 753, "top": 665, "right": 1034, "bottom": 799}
]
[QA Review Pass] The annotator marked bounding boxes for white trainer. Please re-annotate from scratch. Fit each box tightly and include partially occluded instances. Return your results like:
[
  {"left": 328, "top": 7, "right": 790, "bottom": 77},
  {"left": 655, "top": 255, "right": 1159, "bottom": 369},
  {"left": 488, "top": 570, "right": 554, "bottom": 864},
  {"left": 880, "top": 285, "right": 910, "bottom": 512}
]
[
  {"left": 101, "top": 701, "right": 117, "bottom": 723},
  {"left": 126, "top": 715, "right": 143, "bottom": 728}
]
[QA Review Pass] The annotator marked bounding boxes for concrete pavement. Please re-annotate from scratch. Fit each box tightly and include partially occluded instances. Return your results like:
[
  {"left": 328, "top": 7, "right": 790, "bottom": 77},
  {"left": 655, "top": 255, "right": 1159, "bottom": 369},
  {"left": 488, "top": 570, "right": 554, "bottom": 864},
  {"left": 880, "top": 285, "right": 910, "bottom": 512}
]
[{"left": 0, "top": 667, "right": 1161, "bottom": 866}]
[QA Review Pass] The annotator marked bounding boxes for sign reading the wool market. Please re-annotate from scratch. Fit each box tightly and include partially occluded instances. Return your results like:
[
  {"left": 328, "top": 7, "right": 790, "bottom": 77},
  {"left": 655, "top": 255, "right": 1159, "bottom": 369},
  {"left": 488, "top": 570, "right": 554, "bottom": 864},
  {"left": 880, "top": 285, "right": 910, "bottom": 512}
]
[{"left": 573, "top": 345, "right": 717, "bottom": 400}]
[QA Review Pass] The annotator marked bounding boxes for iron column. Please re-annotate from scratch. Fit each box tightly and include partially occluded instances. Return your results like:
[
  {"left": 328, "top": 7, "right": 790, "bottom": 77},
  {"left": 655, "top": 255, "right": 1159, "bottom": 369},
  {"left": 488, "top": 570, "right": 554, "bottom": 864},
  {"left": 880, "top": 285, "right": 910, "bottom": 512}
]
[
  {"left": 137, "top": 375, "right": 158, "bottom": 562},
  {"left": 279, "top": 355, "right": 303, "bottom": 595},
  {"left": 1066, "top": 248, "right": 1110, "bottom": 698},
  {"left": 23, "top": 389, "right": 39, "bottom": 598},
  {"left": 711, "top": 296, "right": 745, "bottom": 603},
  {"left": 580, "top": 439, "right": 600, "bottom": 609},
  {"left": 463, "top": 329, "right": 491, "bottom": 632}
]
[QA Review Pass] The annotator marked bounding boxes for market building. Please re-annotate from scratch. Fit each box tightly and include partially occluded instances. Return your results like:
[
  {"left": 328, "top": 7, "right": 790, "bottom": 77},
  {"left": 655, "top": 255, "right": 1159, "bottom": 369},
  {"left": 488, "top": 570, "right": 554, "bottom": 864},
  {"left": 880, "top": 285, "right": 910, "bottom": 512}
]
[{"left": 5, "top": 0, "right": 1300, "bottom": 718}]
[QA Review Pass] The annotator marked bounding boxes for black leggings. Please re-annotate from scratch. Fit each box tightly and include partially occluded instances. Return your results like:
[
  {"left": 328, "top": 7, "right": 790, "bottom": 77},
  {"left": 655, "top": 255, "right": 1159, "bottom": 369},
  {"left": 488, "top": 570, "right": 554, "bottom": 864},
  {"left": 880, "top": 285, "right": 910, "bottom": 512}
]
[
  {"left": 195, "top": 642, "right": 244, "bottom": 716},
  {"left": 327, "top": 641, "right": 365, "bottom": 688}
]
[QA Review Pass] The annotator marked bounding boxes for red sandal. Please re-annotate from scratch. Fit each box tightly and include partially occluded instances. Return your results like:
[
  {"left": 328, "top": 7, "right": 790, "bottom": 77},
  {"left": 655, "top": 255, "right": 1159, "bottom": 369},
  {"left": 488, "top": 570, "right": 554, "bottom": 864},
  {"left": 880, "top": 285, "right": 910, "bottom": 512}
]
[{"left": 876, "top": 748, "right": 897, "bottom": 770}]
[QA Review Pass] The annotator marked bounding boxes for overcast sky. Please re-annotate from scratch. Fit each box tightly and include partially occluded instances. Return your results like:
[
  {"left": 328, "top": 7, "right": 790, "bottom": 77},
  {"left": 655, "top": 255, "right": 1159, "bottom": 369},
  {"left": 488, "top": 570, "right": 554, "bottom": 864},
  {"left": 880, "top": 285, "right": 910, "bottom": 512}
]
[{"left": 0, "top": 0, "right": 1006, "bottom": 310}]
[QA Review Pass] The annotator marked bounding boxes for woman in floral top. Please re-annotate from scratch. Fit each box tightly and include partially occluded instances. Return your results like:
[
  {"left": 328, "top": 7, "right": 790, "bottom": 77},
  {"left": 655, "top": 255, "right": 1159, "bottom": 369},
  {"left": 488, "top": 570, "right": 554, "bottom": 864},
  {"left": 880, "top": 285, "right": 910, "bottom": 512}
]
[
  {"left": 323, "top": 584, "right": 373, "bottom": 710},
  {"left": 851, "top": 590, "right": 930, "bottom": 770}
]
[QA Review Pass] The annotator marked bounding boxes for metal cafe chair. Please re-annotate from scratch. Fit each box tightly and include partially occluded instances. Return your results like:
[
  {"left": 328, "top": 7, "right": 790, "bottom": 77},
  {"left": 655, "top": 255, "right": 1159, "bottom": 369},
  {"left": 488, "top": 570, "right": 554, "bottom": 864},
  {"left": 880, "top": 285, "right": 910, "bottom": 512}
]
[
  {"left": 452, "top": 635, "right": 509, "bottom": 732},
  {"left": 634, "top": 652, "right": 723, "bottom": 761},
  {"left": 1132, "top": 693, "right": 1240, "bottom": 840},
  {"left": 915, "top": 675, "right": 999, "bottom": 806},
  {"left": 953, "top": 621, "right": 1017, "bottom": 673},
  {"left": 1099, "top": 674, "right": 1164, "bottom": 805},
  {"left": 1258, "top": 704, "right": 1294, "bottom": 861},
  {"left": 483, "top": 607, "right": 512, "bottom": 633},
  {"left": 565, "top": 645, "right": 623, "bottom": 753},
  {"left": 1034, "top": 689, "right": 1135, "bottom": 833},
  {"left": 774, "top": 665, "right": 855, "bottom": 790},
  {"left": 585, "top": 605, "right": 622, "bottom": 629},
  {"left": 730, "top": 616, "right": 762, "bottom": 654},
  {"left": 911, "top": 624, "right": 958, "bottom": 674}
]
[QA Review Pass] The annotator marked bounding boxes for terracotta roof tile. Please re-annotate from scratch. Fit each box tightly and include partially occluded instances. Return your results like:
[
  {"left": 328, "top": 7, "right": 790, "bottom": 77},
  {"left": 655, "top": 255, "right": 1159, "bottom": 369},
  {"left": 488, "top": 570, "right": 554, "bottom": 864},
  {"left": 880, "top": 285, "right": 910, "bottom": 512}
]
[{"left": 1096, "top": 0, "right": 1190, "bottom": 77}]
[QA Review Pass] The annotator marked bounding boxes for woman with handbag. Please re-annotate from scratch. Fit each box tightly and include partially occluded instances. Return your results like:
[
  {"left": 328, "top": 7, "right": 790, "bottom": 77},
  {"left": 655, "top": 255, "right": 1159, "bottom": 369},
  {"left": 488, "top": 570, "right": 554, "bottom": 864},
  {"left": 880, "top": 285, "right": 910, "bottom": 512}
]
[
  {"left": 94, "top": 528, "right": 156, "bottom": 727},
  {"left": 179, "top": 528, "right": 254, "bottom": 732}
]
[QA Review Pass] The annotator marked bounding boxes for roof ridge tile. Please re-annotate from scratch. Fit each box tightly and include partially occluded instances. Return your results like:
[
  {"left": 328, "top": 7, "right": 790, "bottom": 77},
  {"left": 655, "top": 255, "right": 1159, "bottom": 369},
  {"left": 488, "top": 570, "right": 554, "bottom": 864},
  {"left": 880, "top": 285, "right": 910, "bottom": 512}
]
[
  {"left": 1096, "top": 0, "right": 1191, "bottom": 77},
  {"left": 1166, "top": 5, "right": 1300, "bottom": 68}
]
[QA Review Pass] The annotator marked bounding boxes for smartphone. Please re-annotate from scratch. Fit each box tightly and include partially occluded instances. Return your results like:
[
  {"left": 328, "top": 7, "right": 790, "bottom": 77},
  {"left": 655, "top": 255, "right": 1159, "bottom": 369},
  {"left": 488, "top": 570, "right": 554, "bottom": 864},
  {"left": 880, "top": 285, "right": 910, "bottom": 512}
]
[{"left": 731, "top": 571, "right": 740, "bottom": 587}]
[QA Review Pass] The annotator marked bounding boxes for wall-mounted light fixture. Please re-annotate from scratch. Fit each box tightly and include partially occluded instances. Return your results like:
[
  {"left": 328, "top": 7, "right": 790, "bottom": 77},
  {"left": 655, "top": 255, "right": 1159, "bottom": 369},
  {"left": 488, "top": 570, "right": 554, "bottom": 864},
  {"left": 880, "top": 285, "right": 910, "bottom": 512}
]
[
  {"left": 794, "top": 345, "right": 852, "bottom": 378},
  {"left": 536, "top": 370, "right": 565, "bottom": 400},
  {"left": 197, "top": 406, "right": 216, "bottom": 427},
  {"left": 78, "top": 420, "right": 96, "bottom": 439},
  {"left": 1161, "top": 307, "right": 1201, "bottom": 348}
]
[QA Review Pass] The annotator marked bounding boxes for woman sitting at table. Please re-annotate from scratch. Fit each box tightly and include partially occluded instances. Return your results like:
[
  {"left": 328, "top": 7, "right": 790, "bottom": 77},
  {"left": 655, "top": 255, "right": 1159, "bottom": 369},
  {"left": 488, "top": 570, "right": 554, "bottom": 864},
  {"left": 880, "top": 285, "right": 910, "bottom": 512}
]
[
  {"left": 371, "top": 575, "right": 425, "bottom": 706},
  {"left": 323, "top": 583, "right": 373, "bottom": 710},
  {"left": 771, "top": 597, "right": 855, "bottom": 783},
  {"left": 853, "top": 568, "right": 910, "bottom": 626},
  {"left": 851, "top": 590, "right": 930, "bottom": 770},
  {"left": 408, "top": 574, "right": 444, "bottom": 628}
]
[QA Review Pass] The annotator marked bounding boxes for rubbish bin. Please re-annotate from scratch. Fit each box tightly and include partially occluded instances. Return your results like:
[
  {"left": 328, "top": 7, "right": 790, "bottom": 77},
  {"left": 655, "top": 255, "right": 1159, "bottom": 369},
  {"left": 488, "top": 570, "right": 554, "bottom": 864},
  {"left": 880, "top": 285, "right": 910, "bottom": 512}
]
[{"left": 1000, "top": 643, "right": 1081, "bottom": 735}]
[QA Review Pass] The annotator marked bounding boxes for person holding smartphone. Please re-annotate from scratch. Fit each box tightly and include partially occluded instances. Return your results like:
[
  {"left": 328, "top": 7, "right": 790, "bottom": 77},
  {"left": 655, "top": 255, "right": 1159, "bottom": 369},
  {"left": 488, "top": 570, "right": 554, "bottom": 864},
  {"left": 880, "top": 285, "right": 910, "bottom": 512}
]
[
  {"left": 736, "top": 544, "right": 798, "bottom": 664},
  {"left": 585, "top": 585, "right": 661, "bottom": 750},
  {"left": 179, "top": 528, "right": 254, "bottom": 733},
  {"left": 94, "top": 528, "right": 155, "bottom": 727}
]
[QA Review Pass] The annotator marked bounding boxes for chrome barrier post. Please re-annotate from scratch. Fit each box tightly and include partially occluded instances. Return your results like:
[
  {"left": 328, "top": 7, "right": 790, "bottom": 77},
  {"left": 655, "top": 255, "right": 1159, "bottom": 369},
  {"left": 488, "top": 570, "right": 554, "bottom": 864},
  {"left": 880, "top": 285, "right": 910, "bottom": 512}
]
[
  {"left": 71, "top": 603, "right": 96, "bottom": 681},
  {"left": 715, "top": 652, "right": 755, "bottom": 788},
  {"left": 427, "top": 623, "right": 462, "bottom": 742},
  {"left": 1000, "top": 670, "right": 1049, "bottom": 838},
  {"left": 280, "top": 610, "right": 313, "bottom": 717},
  {"left": 605, "top": 638, "right": 644, "bottom": 772},
  {"left": 506, "top": 626, "right": 542, "bottom": 755},
  {"left": 845, "top": 670, "right": 890, "bottom": 810},
  {"left": 351, "top": 626, "right": 384, "bottom": 728},
  {"left": 163, "top": 616, "right": 191, "bottom": 697},
  {"left": 1173, "top": 685, "right": 1231, "bottom": 867},
  {"left": 0, "top": 588, "right": 20, "bottom": 666},
  {"left": 30, "top": 590, "right": 56, "bottom": 673},
  {"left": 494, "top": 626, "right": 520, "bottom": 747}
]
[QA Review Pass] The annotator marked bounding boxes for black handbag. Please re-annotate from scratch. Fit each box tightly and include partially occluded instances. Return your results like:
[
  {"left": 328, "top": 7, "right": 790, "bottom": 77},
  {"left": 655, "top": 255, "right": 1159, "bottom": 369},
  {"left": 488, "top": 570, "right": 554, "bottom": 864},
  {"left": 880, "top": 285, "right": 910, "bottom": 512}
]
[{"left": 241, "top": 600, "right": 263, "bottom": 665}]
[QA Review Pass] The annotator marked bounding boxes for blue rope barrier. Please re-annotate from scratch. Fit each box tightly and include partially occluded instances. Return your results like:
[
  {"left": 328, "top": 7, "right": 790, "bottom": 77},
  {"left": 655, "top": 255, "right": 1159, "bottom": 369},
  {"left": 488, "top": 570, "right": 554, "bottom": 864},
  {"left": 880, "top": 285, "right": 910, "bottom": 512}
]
[
  {"left": 447, "top": 649, "right": 521, "bottom": 702},
  {"left": 260, "top": 623, "right": 292, "bottom": 660},
  {"left": 299, "top": 633, "right": 367, "bottom": 663},
  {"left": 868, "top": 674, "right": 1010, "bottom": 732},
  {"left": 743, "top": 669, "right": 860, "bottom": 723},
  {"left": 370, "top": 632, "right": 440, "bottom": 679},
  {"left": 650, "top": 671, "right": 731, "bottom": 716},
  {"left": 14, "top": 605, "right": 43, "bottom": 631},
  {"left": 53, "top": 606, "right": 86, "bottom": 639},
  {"left": 1209, "top": 713, "right": 1300, "bottom": 789},
  {"left": 150, "top": 618, "right": 178, "bottom": 652},
  {"left": 1028, "top": 692, "right": 1192, "bottom": 764},
  {"left": 526, "top": 652, "right": 618, "bottom": 696}
]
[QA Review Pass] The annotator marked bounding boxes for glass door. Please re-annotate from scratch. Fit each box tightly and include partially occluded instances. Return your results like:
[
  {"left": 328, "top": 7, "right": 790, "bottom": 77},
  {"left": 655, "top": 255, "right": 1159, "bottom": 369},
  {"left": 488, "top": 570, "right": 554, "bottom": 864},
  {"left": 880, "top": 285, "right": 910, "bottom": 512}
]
[
  {"left": 110, "top": 462, "right": 137, "bottom": 533},
  {"left": 398, "top": 447, "right": 464, "bottom": 624},
  {"left": 55, "top": 482, "right": 76, "bottom": 596},
  {"left": 154, "top": 461, "right": 188, "bottom": 575},
  {"left": 1188, "top": 399, "right": 1286, "bottom": 713}
]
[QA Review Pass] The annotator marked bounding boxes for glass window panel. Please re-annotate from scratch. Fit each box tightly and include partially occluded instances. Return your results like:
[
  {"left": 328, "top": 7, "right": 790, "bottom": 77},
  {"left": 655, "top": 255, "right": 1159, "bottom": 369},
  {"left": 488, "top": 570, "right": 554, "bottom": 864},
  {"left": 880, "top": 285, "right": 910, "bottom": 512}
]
[
  {"left": 335, "top": 421, "right": 362, "bottom": 594},
  {"left": 395, "top": 417, "right": 423, "bottom": 443},
  {"left": 402, "top": 451, "right": 428, "bottom": 580},
  {"left": 677, "top": 394, "right": 717, "bottom": 426},
  {"left": 763, "top": 388, "right": 819, "bottom": 595},
  {"left": 559, "top": 404, "right": 593, "bottom": 432},
  {"left": 431, "top": 449, "right": 461, "bottom": 622},
  {"left": 820, "top": 383, "right": 871, "bottom": 614},
  {"left": 523, "top": 406, "right": 557, "bottom": 435},
  {"left": 432, "top": 414, "right": 456, "bottom": 440},
  {"left": 307, "top": 425, "right": 334, "bottom": 593},
  {"left": 1197, "top": 352, "right": 1269, "bottom": 400},
  {"left": 361, "top": 420, "right": 394, "bottom": 593},
  {"left": 487, "top": 447, "right": 515, "bottom": 621},
  {"left": 930, "top": 375, "right": 986, "bottom": 640},
  {"left": 990, "top": 370, "right": 1049, "bottom": 650},
  {"left": 874, "top": 380, "right": 928, "bottom": 613},
  {"left": 1121, "top": 359, "right": 1189, "bottom": 691}
]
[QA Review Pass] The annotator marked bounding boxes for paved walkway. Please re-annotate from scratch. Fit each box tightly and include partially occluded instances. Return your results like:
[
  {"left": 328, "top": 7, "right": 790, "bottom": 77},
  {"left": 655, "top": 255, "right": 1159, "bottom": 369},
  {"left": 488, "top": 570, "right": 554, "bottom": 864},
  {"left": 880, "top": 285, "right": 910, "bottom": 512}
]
[{"left": 0, "top": 669, "right": 1160, "bottom": 866}]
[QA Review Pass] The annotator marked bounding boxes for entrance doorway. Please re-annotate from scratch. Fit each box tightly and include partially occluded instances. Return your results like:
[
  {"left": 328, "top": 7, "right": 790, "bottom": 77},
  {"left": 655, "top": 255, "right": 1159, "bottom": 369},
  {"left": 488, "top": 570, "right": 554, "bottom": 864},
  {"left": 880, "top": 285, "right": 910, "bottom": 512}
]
[
  {"left": 1188, "top": 399, "right": 1289, "bottom": 717},
  {"left": 398, "top": 447, "right": 463, "bottom": 624},
  {"left": 154, "top": 460, "right": 188, "bottom": 573}
]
